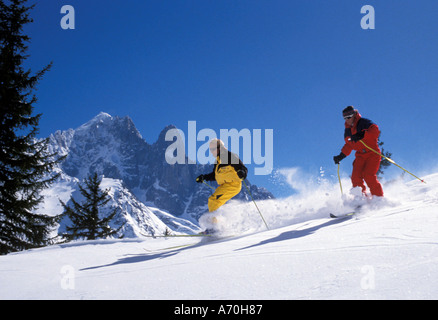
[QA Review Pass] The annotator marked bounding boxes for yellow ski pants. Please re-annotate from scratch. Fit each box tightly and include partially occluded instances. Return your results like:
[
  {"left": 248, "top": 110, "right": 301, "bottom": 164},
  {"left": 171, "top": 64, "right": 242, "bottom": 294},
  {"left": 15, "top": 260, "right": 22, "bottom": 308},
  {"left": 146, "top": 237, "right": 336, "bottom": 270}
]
[{"left": 208, "top": 181, "right": 242, "bottom": 212}]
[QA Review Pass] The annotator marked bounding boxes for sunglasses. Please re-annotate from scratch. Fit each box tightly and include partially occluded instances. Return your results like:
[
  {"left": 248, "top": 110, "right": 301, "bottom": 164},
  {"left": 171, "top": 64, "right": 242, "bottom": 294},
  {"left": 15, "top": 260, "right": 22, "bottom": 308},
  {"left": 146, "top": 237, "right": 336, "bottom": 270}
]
[{"left": 343, "top": 114, "right": 354, "bottom": 120}]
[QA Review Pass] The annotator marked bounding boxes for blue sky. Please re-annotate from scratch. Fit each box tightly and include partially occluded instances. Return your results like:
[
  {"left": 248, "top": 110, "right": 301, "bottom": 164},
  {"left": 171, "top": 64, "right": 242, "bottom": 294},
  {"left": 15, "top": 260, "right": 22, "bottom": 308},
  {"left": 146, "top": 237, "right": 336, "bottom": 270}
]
[{"left": 24, "top": 0, "right": 438, "bottom": 197}]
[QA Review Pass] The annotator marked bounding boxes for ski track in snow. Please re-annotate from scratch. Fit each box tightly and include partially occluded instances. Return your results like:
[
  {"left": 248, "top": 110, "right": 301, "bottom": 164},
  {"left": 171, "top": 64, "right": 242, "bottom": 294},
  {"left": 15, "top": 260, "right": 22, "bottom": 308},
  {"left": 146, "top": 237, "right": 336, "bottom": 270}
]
[{"left": 1, "top": 173, "right": 437, "bottom": 299}]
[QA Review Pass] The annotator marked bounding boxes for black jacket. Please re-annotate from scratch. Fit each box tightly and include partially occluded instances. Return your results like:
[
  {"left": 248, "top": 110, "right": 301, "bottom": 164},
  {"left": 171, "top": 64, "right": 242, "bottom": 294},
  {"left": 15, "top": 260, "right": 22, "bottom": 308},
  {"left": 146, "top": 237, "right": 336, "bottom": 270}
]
[{"left": 204, "top": 150, "right": 248, "bottom": 182}]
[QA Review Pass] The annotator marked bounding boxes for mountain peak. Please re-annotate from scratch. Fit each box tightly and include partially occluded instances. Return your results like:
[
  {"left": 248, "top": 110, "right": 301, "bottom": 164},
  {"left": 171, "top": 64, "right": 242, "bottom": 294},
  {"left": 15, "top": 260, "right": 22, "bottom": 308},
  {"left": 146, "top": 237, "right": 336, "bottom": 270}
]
[
  {"left": 88, "top": 112, "right": 113, "bottom": 124},
  {"left": 95, "top": 112, "right": 112, "bottom": 120},
  {"left": 157, "top": 124, "right": 177, "bottom": 139},
  {"left": 77, "top": 112, "right": 112, "bottom": 131}
]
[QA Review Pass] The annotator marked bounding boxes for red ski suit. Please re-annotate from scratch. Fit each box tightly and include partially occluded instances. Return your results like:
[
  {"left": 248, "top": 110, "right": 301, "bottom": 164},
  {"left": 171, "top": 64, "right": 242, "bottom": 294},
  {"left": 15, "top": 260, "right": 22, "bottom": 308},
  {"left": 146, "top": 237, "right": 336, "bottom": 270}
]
[{"left": 341, "top": 112, "right": 384, "bottom": 197}]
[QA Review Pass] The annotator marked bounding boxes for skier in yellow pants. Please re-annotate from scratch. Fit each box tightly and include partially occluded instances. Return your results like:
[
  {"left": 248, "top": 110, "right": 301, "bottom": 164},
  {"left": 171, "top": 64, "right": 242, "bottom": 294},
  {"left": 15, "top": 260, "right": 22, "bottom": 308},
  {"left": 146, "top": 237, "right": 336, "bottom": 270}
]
[{"left": 196, "top": 139, "right": 248, "bottom": 234}]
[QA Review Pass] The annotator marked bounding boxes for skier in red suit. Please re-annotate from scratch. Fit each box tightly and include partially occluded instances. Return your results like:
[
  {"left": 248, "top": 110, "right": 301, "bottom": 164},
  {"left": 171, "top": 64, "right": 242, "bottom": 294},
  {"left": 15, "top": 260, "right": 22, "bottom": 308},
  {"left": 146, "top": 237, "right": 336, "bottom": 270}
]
[{"left": 333, "top": 106, "right": 384, "bottom": 197}]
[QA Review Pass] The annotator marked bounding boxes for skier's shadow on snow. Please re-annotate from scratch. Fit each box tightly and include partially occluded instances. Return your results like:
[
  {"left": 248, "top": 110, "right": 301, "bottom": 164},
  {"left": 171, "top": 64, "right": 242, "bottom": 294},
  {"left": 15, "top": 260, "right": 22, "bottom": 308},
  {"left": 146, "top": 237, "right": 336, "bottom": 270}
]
[
  {"left": 236, "top": 218, "right": 349, "bottom": 251},
  {"left": 81, "top": 239, "right": 212, "bottom": 271},
  {"left": 80, "top": 250, "right": 180, "bottom": 271}
]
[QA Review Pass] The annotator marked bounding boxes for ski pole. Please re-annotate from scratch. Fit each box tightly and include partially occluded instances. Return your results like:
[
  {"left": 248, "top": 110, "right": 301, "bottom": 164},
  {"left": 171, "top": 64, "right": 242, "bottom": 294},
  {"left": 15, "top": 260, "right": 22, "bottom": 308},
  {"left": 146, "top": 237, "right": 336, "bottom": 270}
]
[
  {"left": 337, "top": 163, "right": 343, "bottom": 195},
  {"left": 202, "top": 181, "right": 215, "bottom": 191},
  {"left": 359, "top": 140, "right": 426, "bottom": 184},
  {"left": 243, "top": 180, "right": 270, "bottom": 230}
]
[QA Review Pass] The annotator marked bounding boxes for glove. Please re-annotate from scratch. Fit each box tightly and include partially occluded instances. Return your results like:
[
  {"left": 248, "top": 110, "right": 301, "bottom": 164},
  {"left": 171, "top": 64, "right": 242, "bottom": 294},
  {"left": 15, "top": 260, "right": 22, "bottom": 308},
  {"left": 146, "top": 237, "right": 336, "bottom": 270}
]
[
  {"left": 196, "top": 175, "right": 205, "bottom": 183},
  {"left": 236, "top": 169, "right": 247, "bottom": 180},
  {"left": 350, "top": 130, "right": 365, "bottom": 142},
  {"left": 333, "top": 153, "right": 346, "bottom": 164}
]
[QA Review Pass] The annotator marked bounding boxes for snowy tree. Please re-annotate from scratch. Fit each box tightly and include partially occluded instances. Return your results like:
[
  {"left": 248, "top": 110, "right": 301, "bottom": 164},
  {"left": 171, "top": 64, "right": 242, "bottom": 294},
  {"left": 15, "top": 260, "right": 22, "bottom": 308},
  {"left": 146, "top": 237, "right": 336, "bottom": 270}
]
[
  {"left": 60, "top": 173, "right": 124, "bottom": 241},
  {"left": 0, "top": 0, "right": 63, "bottom": 255}
]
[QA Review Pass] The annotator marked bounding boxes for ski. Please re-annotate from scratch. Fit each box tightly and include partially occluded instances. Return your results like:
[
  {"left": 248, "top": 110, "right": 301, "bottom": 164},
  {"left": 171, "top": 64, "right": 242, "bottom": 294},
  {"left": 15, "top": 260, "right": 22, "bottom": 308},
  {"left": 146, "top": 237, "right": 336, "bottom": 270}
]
[
  {"left": 330, "top": 212, "right": 355, "bottom": 219},
  {"left": 144, "top": 243, "right": 195, "bottom": 252}
]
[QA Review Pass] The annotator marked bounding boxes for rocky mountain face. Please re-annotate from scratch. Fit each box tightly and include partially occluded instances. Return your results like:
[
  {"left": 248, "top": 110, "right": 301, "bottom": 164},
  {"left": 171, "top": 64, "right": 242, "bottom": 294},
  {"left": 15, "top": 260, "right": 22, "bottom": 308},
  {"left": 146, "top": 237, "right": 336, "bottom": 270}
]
[{"left": 47, "top": 113, "right": 274, "bottom": 230}]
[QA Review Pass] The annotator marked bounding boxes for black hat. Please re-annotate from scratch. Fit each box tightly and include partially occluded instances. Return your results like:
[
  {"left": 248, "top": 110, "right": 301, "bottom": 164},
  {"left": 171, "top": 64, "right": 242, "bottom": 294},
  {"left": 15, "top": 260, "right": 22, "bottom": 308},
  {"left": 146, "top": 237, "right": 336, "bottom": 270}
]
[{"left": 342, "top": 106, "right": 356, "bottom": 117}]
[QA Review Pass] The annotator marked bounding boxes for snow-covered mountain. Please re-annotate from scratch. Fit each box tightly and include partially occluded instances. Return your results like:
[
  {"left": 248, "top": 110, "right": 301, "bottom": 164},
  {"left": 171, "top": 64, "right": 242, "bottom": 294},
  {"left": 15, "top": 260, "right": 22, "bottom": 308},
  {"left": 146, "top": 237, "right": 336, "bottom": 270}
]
[
  {"left": 38, "top": 173, "right": 199, "bottom": 239},
  {"left": 44, "top": 112, "right": 274, "bottom": 237},
  {"left": 2, "top": 172, "right": 437, "bottom": 299}
]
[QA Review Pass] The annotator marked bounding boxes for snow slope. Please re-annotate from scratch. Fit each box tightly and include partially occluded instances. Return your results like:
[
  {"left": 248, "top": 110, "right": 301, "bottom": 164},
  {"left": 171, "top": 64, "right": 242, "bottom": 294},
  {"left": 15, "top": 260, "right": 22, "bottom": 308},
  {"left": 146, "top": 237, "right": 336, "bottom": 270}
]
[{"left": 1, "top": 173, "right": 437, "bottom": 300}]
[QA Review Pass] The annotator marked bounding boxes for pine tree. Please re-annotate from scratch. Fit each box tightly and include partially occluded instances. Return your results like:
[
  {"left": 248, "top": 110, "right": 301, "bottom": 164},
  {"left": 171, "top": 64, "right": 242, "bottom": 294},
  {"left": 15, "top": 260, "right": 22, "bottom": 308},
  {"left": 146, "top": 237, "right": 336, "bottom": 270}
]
[
  {"left": 0, "top": 0, "right": 63, "bottom": 255},
  {"left": 60, "top": 173, "right": 124, "bottom": 241},
  {"left": 377, "top": 135, "right": 392, "bottom": 179}
]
